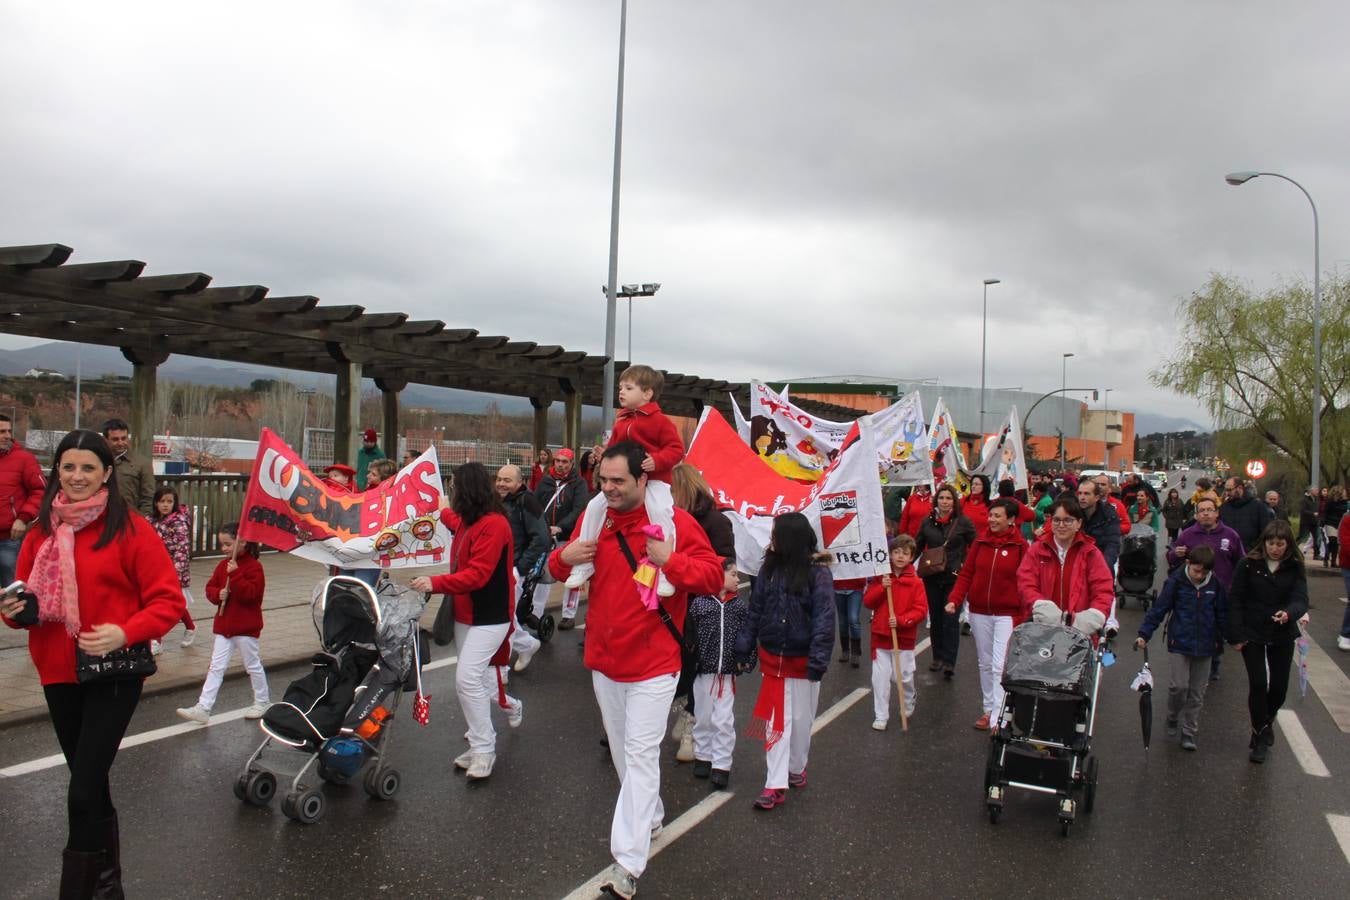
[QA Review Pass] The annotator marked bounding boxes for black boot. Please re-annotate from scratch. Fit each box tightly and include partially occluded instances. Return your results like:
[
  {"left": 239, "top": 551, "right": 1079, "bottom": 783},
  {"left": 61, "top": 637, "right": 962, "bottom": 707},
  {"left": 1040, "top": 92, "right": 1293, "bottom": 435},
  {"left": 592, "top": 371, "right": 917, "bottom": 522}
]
[
  {"left": 1249, "top": 726, "right": 1270, "bottom": 763},
  {"left": 60, "top": 848, "right": 104, "bottom": 900},
  {"left": 838, "top": 633, "right": 849, "bottom": 663},
  {"left": 94, "top": 814, "right": 123, "bottom": 900},
  {"left": 850, "top": 637, "right": 861, "bottom": 669}
]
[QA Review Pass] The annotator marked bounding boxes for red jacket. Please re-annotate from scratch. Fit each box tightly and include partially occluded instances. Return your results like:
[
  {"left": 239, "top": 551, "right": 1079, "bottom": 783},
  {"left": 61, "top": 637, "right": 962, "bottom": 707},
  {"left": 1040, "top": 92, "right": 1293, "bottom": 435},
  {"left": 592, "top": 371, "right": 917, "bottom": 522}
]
[
  {"left": 1339, "top": 515, "right": 1350, "bottom": 568},
  {"left": 948, "top": 526, "right": 1029, "bottom": 618},
  {"left": 7, "top": 513, "right": 185, "bottom": 685},
  {"left": 430, "top": 510, "right": 515, "bottom": 626},
  {"left": 1108, "top": 496, "right": 1130, "bottom": 535},
  {"left": 862, "top": 567, "right": 927, "bottom": 651},
  {"left": 897, "top": 492, "right": 932, "bottom": 538},
  {"left": 609, "top": 402, "right": 685, "bottom": 483},
  {"left": 965, "top": 497, "right": 1035, "bottom": 537},
  {"left": 205, "top": 553, "right": 266, "bottom": 638},
  {"left": 0, "top": 444, "right": 45, "bottom": 540},
  {"left": 550, "top": 503, "right": 723, "bottom": 682},
  {"left": 1016, "top": 530, "right": 1115, "bottom": 623}
]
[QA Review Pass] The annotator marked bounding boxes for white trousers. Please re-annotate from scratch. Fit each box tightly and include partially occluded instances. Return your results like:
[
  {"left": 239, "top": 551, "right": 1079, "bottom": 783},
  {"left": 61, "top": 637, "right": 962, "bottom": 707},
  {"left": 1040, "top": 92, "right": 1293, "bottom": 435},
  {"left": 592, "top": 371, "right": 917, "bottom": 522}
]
[
  {"left": 454, "top": 621, "right": 512, "bottom": 754},
  {"left": 530, "top": 580, "right": 551, "bottom": 619},
  {"left": 182, "top": 586, "right": 195, "bottom": 606},
  {"left": 561, "top": 587, "right": 581, "bottom": 619},
  {"left": 871, "top": 648, "right": 916, "bottom": 722},
  {"left": 764, "top": 678, "right": 819, "bottom": 790},
  {"left": 969, "top": 613, "right": 1014, "bottom": 717},
  {"left": 509, "top": 571, "right": 543, "bottom": 655},
  {"left": 569, "top": 481, "right": 677, "bottom": 584},
  {"left": 691, "top": 674, "right": 737, "bottom": 770},
  {"left": 592, "top": 670, "right": 677, "bottom": 879},
  {"left": 198, "top": 634, "right": 269, "bottom": 711}
]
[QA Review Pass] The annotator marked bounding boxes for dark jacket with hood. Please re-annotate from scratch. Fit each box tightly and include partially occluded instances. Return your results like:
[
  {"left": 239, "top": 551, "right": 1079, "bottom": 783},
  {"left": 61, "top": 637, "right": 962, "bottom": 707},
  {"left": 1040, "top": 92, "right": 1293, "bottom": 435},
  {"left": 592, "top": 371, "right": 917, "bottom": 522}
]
[
  {"left": 686, "top": 492, "right": 736, "bottom": 560},
  {"left": 1226, "top": 554, "right": 1309, "bottom": 646},
  {"left": 914, "top": 511, "right": 977, "bottom": 582},
  {"left": 534, "top": 466, "right": 589, "bottom": 539},
  {"left": 1081, "top": 499, "right": 1123, "bottom": 571},
  {"left": 1139, "top": 565, "right": 1228, "bottom": 657},
  {"left": 502, "top": 486, "right": 550, "bottom": 576},
  {"left": 735, "top": 559, "right": 835, "bottom": 680},
  {"left": 1219, "top": 491, "right": 1275, "bottom": 551}
]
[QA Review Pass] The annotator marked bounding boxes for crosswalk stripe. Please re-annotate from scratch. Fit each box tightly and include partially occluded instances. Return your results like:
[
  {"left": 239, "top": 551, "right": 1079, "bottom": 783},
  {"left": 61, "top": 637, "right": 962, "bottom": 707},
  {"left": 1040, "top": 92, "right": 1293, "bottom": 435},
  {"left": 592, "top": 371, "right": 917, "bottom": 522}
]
[
  {"left": 1275, "top": 709, "right": 1331, "bottom": 777},
  {"left": 1327, "top": 814, "right": 1350, "bottom": 866}
]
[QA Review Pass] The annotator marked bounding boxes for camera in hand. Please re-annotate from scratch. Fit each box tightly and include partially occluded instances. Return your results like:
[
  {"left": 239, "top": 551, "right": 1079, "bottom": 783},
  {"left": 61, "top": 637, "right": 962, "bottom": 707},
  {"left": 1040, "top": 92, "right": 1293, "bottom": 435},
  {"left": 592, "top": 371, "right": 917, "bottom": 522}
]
[{"left": 2, "top": 580, "right": 38, "bottom": 627}]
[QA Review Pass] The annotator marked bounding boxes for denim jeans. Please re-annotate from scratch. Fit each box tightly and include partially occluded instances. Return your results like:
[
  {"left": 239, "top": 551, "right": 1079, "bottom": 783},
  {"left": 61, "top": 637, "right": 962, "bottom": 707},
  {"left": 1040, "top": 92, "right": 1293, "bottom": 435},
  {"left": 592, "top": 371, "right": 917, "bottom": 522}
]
[
  {"left": 0, "top": 537, "right": 21, "bottom": 587},
  {"left": 834, "top": 589, "right": 862, "bottom": 642}
]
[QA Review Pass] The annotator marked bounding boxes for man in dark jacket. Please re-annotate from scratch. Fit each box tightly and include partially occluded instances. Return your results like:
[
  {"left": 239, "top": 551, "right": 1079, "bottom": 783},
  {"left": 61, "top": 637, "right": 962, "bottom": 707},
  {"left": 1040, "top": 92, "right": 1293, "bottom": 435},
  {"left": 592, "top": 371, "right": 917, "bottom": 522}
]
[
  {"left": 1296, "top": 486, "right": 1322, "bottom": 558},
  {"left": 0, "top": 415, "right": 45, "bottom": 586},
  {"left": 497, "top": 464, "right": 551, "bottom": 671},
  {"left": 534, "top": 449, "right": 588, "bottom": 541},
  {"left": 1075, "top": 479, "right": 1122, "bottom": 571},
  {"left": 1220, "top": 478, "right": 1274, "bottom": 551},
  {"left": 101, "top": 418, "right": 156, "bottom": 515}
]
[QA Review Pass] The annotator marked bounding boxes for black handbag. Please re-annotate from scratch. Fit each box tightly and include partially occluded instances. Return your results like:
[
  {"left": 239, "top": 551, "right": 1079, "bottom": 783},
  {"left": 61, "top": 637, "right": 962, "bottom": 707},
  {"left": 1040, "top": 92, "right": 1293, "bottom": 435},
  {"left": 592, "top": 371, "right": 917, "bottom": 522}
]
[{"left": 75, "top": 642, "right": 157, "bottom": 683}]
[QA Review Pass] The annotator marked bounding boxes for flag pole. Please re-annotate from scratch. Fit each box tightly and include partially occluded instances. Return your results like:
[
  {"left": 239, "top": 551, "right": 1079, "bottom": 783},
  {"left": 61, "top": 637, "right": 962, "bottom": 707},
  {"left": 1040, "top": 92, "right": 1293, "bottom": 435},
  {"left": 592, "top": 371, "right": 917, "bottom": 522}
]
[{"left": 885, "top": 580, "right": 909, "bottom": 732}]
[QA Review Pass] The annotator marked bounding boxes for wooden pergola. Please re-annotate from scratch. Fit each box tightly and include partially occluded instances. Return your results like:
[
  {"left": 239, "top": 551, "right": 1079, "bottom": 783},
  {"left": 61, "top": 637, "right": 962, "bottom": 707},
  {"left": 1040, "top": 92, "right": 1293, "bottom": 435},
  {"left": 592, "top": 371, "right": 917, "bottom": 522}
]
[{"left": 0, "top": 243, "right": 862, "bottom": 461}]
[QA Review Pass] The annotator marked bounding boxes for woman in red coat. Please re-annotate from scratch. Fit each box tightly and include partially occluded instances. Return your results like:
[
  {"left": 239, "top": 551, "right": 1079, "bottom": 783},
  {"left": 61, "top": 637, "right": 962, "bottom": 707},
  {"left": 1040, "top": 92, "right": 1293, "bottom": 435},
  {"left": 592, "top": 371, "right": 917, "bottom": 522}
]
[
  {"left": 946, "top": 499, "right": 1029, "bottom": 730},
  {"left": 411, "top": 462, "right": 518, "bottom": 782},
  {"left": 1, "top": 430, "right": 184, "bottom": 898},
  {"left": 1016, "top": 496, "right": 1115, "bottom": 637}
]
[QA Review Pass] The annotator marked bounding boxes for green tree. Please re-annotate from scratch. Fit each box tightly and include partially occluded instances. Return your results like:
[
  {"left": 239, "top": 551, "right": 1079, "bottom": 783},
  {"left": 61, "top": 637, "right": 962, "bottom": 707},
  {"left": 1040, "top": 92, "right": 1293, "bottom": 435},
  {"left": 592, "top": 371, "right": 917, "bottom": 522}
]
[{"left": 1151, "top": 272, "right": 1350, "bottom": 486}]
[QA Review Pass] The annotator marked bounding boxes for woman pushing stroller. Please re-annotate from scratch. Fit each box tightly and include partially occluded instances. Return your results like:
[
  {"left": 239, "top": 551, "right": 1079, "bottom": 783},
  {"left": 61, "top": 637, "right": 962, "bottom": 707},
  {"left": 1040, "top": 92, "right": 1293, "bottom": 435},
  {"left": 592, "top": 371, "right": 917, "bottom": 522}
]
[{"left": 1016, "top": 496, "right": 1115, "bottom": 635}]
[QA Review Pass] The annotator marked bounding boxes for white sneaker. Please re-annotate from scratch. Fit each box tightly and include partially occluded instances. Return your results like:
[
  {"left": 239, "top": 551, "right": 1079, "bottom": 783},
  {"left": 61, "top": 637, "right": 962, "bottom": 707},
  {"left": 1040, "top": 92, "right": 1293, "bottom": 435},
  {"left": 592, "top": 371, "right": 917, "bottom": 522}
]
[
  {"left": 599, "top": 863, "right": 637, "bottom": 900},
  {"left": 244, "top": 702, "right": 270, "bottom": 720},
  {"left": 514, "top": 642, "right": 538, "bottom": 673},
  {"left": 465, "top": 752, "right": 495, "bottom": 780},
  {"left": 650, "top": 821, "right": 663, "bottom": 840},
  {"left": 564, "top": 563, "right": 592, "bottom": 589},
  {"left": 872, "top": 719, "right": 888, "bottom": 731},
  {"left": 176, "top": 705, "right": 210, "bottom": 724},
  {"left": 180, "top": 629, "right": 196, "bottom": 648},
  {"left": 1338, "top": 636, "right": 1350, "bottom": 651},
  {"left": 676, "top": 728, "right": 695, "bottom": 763},
  {"left": 656, "top": 572, "right": 675, "bottom": 598},
  {"left": 453, "top": 749, "right": 475, "bottom": 770},
  {"left": 507, "top": 698, "right": 524, "bottom": 728},
  {"left": 151, "top": 640, "right": 162, "bottom": 656}
]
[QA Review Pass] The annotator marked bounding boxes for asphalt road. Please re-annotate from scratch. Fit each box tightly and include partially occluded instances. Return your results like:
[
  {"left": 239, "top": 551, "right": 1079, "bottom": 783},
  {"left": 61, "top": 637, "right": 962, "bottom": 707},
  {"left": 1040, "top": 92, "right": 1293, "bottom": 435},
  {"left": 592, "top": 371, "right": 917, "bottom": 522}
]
[{"left": 3, "top": 466, "right": 1347, "bottom": 899}]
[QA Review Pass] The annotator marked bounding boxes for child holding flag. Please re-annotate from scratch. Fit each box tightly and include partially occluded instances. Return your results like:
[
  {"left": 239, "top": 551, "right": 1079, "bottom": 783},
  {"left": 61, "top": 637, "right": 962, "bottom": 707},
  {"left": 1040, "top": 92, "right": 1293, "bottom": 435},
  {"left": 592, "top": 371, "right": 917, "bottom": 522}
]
[{"left": 863, "top": 535, "right": 927, "bottom": 730}]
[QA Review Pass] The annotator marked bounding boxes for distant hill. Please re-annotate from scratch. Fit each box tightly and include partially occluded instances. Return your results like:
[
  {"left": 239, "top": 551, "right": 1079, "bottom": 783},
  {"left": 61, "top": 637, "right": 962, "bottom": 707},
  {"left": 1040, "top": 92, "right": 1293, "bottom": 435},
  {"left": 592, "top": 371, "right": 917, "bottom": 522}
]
[
  {"left": 0, "top": 341, "right": 557, "bottom": 416},
  {"left": 1133, "top": 411, "right": 1210, "bottom": 435}
]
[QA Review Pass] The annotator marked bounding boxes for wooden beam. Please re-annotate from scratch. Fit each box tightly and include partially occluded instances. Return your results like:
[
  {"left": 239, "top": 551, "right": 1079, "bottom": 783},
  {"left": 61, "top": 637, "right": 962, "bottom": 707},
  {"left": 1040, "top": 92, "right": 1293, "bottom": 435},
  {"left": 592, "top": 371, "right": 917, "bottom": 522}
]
[
  {"left": 354, "top": 312, "right": 407, "bottom": 329},
  {"left": 0, "top": 244, "right": 73, "bottom": 268},
  {"left": 524, "top": 345, "right": 564, "bottom": 359},
  {"left": 45, "top": 260, "right": 146, "bottom": 283},
  {"left": 467, "top": 335, "right": 509, "bottom": 350},
  {"left": 253, "top": 295, "right": 320, "bottom": 314},
  {"left": 497, "top": 341, "right": 537, "bottom": 355},
  {"left": 196, "top": 285, "right": 269, "bottom": 306},
  {"left": 295, "top": 304, "right": 364, "bottom": 323},
  {"left": 395, "top": 319, "right": 445, "bottom": 336},
  {"left": 134, "top": 272, "right": 212, "bottom": 294}
]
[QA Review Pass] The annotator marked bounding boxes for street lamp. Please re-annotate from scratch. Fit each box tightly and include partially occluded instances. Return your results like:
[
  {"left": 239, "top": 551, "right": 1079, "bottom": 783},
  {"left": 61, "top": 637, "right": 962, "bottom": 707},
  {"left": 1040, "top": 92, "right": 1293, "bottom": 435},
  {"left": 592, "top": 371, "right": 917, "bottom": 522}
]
[
  {"left": 979, "top": 278, "right": 1000, "bottom": 438},
  {"left": 1060, "top": 353, "right": 1074, "bottom": 470},
  {"left": 602, "top": 282, "right": 661, "bottom": 364},
  {"left": 1225, "top": 170, "right": 1322, "bottom": 489},
  {"left": 1101, "top": 388, "right": 1112, "bottom": 468},
  {"left": 601, "top": 0, "right": 631, "bottom": 436}
]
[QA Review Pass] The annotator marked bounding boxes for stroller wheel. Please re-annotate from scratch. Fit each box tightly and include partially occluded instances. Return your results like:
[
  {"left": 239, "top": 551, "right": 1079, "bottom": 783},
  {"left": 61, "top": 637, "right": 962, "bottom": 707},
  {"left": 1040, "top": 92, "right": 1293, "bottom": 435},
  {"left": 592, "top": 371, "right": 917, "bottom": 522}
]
[
  {"left": 538, "top": 614, "right": 556, "bottom": 643},
  {"left": 365, "top": 766, "right": 401, "bottom": 801},
  {"left": 243, "top": 770, "right": 276, "bottom": 807},
  {"left": 283, "top": 788, "right": 326, "bottom": 825},
  {"left": 1083, "top": 756, "right": 1099, "bottom": 814}
]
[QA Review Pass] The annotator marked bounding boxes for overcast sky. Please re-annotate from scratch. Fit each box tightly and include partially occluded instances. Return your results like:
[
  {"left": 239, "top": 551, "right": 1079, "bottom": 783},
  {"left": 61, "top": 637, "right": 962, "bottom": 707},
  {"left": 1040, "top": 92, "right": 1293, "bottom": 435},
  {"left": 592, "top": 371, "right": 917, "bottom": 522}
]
[{"left": 3, "top": 0, "right": 1348, "bottom": 430}]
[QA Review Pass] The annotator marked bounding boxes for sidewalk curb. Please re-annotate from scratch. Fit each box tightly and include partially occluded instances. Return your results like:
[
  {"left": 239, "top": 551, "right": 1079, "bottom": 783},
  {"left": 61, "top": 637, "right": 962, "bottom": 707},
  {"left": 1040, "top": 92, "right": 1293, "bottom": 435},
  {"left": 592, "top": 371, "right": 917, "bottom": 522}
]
[{"left": 0, "top": 651, "right": 317, "bottom": 732}]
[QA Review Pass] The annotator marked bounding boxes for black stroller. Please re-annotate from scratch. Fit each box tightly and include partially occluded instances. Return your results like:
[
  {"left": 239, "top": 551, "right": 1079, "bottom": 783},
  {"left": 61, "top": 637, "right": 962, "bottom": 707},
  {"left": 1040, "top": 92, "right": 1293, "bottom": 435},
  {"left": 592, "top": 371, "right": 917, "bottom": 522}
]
[
  {"left": 515, "top": 551, "right": 556, "bottom": 644},
  {"left": 234, "top": 576, "right": 428, "bottom": 824},
  {"left": 1116, "top": 523, "right": 1158, "bottom": 609},
  {"left": 984, "top": 621, "right": 1106, "bottom": 836}
]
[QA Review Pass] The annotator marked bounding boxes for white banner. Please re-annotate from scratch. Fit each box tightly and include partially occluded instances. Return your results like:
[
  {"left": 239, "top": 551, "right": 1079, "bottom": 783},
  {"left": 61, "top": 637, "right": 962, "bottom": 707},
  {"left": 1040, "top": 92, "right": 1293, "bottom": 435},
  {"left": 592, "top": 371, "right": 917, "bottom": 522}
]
[
  {"left": 927, "top": 397, "right": 970, "bottom": 490},
  {"left": 971, "top": 405, "right": 1029, "bottom": 495}
]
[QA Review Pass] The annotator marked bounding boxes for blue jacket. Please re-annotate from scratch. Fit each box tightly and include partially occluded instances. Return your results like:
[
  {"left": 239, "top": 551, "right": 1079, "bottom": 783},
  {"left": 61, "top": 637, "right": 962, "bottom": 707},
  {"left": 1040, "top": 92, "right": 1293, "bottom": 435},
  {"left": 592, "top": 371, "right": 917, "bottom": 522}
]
[
  {"left": 735, "top": 563, "right": 835, "bottom": 680},
  {"left": 1139, "top": 566, "right": 1228, "bottom": 657},
  {"left": 688, "top": 591, "right": 752, "bottom": 676}
]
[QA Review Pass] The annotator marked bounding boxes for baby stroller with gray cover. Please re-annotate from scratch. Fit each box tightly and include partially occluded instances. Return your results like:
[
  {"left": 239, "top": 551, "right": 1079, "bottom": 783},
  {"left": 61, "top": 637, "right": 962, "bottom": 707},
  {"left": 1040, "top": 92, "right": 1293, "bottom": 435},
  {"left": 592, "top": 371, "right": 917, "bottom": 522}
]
[
  {"left": 983, "top": 620, "right": 1107, "bottom": 836},
  {"left": 1116, "top": 523, "right": 1158, "bottom": 609},
  {"left": 233, "top": 575, "right": 428, "bottom": 824}
]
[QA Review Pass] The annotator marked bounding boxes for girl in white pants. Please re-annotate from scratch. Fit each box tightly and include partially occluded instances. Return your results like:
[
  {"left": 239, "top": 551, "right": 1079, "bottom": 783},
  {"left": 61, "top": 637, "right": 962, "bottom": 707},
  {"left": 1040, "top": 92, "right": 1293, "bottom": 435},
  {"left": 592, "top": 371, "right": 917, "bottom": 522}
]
[
  {"left": 453, "top": 620, "right": 517, "bottom": 773},
  {"left": 198, "top": 635, "right": 269, "bottom": 713},
  {"left": 871, "top": 650, "right": 916, "bottom": 724}
]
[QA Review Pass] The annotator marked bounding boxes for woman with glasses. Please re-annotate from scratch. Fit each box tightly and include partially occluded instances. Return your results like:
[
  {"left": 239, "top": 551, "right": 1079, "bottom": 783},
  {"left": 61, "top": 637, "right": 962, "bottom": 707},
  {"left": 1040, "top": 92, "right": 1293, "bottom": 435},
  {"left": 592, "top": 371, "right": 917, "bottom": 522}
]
[
  {"left": 1016, "top": 496, "right": 1114, "bottom": 637},
  {"left": 914, "top": 483, "right": 976, "bottom": 679}
]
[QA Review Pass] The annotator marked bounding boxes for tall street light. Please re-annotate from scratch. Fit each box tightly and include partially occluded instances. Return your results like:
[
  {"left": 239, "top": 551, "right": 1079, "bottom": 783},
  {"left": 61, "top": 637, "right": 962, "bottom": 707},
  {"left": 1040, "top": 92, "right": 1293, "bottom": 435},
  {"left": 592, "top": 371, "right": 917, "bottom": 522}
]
[
  {"left": 979, "top": 278, "right": 1000, "bottom": 438},
  {"left": 1101, "top": 388, "right": 1112, "bottom": 468},
  {"left": 1060, "top": 352, "right": 1074, "bottom": 471},
  {"left": 601, "top": 0, "right": 630, "bottom": 436},
  {"left": 603, "top": 282, "right": 661, "bottom": 364},
  {"left": 1225, "top": 170, "right": 1322, "bottom": 489}
]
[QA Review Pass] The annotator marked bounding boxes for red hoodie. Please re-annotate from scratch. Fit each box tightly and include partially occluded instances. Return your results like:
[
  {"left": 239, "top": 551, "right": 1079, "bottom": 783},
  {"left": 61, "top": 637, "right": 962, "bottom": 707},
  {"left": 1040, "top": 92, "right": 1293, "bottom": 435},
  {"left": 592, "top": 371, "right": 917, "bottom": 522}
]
[
  {"left": 1016, "top": 530, "right": 1115, "bottom": 623},
  {"left": 549, "top": 502, "right": 723, "bottom": 681},
  {"left": 429, "top": 510, "right": 515, "bottom": 626},
  {"left": 862, "top": 567, "right": 927, "bottom": 651},
  {"left": 897, "top": 492, "right": 932, "bottom": 538},
  {"left": 948, "top": 525, "right": 1029, "bottom": 618},
  {"left": 7, "top": 513, "right": 185, "bottom": 685},
  {"left": 205, "top": 553, "right": 266, "bottom": 638},
  {"left": 609, "top": 402, "right": 685, "bottom": 483}
]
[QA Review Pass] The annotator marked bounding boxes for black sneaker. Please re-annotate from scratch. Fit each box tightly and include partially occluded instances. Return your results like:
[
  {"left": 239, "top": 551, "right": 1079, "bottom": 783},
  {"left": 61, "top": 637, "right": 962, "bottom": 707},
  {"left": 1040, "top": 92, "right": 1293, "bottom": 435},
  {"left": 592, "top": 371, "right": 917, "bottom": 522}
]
[
  {"left": 1180, "top": 735, "right": 1197, "bottom": 751},
  {"left": 558, "top": 617, "right": 576, "bottom": 631},
  {"left": 709, "top": 768, "right": 729, "bottom": 789},
  {"left": 1165, "top": 719, "right": 1178, "bottom": 737},
  {"left": 693, "top": 759, "right": 712, "bottom": 779},
  {"left": 1249, "top": 741, "right": 1268, "bottom": 764}
]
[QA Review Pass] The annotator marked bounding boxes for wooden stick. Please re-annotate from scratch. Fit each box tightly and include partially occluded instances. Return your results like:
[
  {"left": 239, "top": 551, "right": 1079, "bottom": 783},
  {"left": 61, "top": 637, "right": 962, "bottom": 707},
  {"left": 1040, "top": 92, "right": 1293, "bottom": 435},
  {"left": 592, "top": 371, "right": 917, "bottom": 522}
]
[
  {"left": 220, "top": 534, "right": 242, "bottom": 614},
  {"left": 885, "top": 581, "right": 909, "bottom": 732}
]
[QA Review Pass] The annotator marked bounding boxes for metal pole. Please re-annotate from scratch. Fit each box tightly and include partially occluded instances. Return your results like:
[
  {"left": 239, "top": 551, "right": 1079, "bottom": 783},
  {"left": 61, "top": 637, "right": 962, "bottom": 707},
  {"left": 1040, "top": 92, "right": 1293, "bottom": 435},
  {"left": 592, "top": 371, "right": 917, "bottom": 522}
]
[
  {"left": 627, "top": 296, "right": 633, "bottom": 363},
  {"left": 74, "top": 351, "right": 82, "bottom": 430},
  {"left": 1102, "top": 388, "right": 1111, "bottom": 468},
  {"left": 980, "top": 278, "right": 998, "bottom": 438},
  {"left": 600, "top": 0, "right": 628, "bottom": 436},
  {"left": 1060, "top": 353, "right": 1073, "bottom": 471}
]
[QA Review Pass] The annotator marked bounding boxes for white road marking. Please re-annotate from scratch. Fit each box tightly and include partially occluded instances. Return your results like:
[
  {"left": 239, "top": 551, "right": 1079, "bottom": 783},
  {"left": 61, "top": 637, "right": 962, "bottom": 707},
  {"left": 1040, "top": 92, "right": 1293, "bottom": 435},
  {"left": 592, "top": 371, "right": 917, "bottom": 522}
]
[
  {"left": 1327, "top": 814, "right": 1350, "bottom": 866},
  {"left": 1274, "top": 709, "right": 1331, "bottom": 777},
  {"left": 0, "top": 655, "right": 459, "bottom": 780},
  {"left": 1302, "top": 633, "right": 1350, "bottom": 733}
]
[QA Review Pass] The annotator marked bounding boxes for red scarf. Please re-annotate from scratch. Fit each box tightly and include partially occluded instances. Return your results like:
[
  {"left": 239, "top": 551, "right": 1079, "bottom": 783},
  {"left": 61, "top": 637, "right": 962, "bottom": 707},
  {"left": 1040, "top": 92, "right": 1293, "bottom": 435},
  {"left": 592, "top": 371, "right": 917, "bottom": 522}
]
[
  {"left": 29, "top": 489, "right": 110, "bottom": 636},
  {"left": 746, "top": 647, "right": 808, "bottom": 750}
]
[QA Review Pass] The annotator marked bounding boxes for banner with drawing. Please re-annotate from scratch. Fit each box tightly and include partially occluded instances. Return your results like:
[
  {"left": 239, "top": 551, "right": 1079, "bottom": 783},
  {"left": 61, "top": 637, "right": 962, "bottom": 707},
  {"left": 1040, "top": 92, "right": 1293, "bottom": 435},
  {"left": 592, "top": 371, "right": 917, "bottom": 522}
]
[
  {"left": 927, "top": 397, "right": 971, "bottom": 491},
  {"left": 239, "top": 428, "right": 452, "bottom": 569},
  {"left": 688, "top": 409, "right": 889, "bottom": 580},
  {"left": 970, "top": 405, "right": 1029, "bottom": 495},
  {"left": 732, "top": 380, "right": 933, "bottom": 485}
]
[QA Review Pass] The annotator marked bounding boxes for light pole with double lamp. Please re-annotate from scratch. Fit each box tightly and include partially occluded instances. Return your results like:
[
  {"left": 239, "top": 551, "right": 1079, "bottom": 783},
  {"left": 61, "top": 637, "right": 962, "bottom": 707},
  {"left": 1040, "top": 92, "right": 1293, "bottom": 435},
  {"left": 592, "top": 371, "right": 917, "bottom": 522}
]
[
  {"left": 603, "top": 282, "right": 661, "bottom": 363},
  {"left": 979, "top": 278, "right": 1000, "bottom": 439},
  {"left": 601, "top": 0, "right": 631, "bottom": 435},
  {"left": 1101, "top": 388, "right": 1112, "bottom": 468},
  {"left": 1060, "top": 353, "right": 1074, "bottom": 471},
  {"left": 1225, "top": 170, "right": 1322, "bottom": 489}
]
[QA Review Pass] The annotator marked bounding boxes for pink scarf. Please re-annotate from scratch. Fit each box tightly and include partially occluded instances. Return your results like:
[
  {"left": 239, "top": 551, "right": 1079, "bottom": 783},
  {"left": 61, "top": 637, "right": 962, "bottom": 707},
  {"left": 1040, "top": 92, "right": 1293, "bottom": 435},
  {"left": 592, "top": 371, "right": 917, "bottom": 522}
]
[{"left": 29, "top": 489, "right": 110, "bottom": 636}]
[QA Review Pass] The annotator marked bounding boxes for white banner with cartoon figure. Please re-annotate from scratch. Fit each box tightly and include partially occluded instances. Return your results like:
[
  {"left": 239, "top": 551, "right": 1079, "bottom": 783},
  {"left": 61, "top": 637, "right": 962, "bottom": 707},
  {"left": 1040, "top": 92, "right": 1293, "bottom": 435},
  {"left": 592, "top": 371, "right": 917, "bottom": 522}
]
[
  {"left": 971, "top": 405, "right": 1029, "bottom": 495},
  {"left": 927, "top": 397, "right": 971, "bottom": 490}
]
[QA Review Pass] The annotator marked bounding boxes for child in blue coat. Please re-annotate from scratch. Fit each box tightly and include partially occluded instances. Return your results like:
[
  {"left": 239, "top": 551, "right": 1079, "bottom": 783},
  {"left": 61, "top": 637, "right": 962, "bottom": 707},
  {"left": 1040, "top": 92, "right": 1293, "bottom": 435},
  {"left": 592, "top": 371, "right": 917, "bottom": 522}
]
[{"left": 1135, "top": 545, "right": 1228, "bottom": 751}]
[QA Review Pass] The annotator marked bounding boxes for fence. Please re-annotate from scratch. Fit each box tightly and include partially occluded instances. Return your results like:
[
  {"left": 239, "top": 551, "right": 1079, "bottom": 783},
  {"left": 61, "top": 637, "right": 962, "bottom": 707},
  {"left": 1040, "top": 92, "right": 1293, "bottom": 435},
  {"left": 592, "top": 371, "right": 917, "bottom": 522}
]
[
  {"left": 302, "top": 428, "right": 535, "bottom": 470},
  {"left": 157, "top": 474, "right": 249, "bottom": 557}
]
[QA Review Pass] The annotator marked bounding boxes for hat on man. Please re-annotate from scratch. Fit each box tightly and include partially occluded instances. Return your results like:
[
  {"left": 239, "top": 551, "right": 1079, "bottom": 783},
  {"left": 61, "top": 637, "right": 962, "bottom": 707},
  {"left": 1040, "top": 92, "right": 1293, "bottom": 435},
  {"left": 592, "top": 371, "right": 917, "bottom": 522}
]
[
  {"left": 362, "top": 429, "right": 378, "bottom": 443},
  {"left": 324, "top": 463, "right": 357, "bottom": 478},
  {"left": 554, "top": 448, "right": 575, "bottom": 461}
]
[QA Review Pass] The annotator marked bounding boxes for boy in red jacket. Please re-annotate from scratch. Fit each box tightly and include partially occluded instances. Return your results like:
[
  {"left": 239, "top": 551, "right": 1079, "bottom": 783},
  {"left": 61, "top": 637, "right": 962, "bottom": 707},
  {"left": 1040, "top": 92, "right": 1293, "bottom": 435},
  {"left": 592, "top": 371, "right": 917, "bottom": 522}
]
[
  {"left": 863, "top": 535, "right": 928, "bottom": 730},
  {"left": 176, "top": 523, "right": 271, "bottom": 723},
  {"left": 567, "top": 364, "right": 685, "bottom": 597}
]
